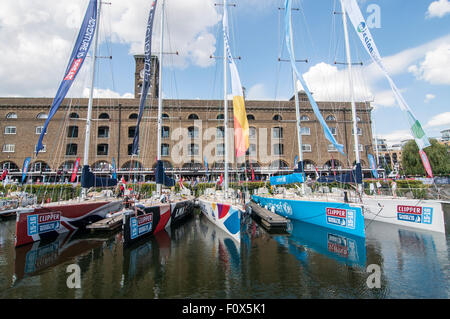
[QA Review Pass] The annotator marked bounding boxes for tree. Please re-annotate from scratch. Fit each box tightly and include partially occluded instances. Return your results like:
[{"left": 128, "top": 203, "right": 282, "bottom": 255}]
[{"left": 402, "top": 139, "right": 450, "bottom": 176}]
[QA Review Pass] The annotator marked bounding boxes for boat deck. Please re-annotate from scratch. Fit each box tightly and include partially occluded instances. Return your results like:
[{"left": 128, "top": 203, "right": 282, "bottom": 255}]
[
  {"left": 87, "top": 213, "right": 123, "bottom": 231},
  {"left": 247, "top": 201, "right": 288, "bottom": 232}
]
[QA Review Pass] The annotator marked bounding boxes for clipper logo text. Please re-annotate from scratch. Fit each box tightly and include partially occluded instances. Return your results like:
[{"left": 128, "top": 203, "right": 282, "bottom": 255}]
[{"left": 27, "top": 212, "right": 61, "bottom": 236}]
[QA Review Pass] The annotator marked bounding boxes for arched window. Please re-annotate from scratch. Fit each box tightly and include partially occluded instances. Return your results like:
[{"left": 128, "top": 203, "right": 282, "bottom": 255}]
[
  {"left": 129, "top": 113, "right": 138, "bottom": 119},
  {"left": 67, "top": 126, "right": 78, "bottom": 138},
  {"left": 300, "top": 115, "right": 310, "bottom": 121},
  {"left": 188, "top": 126, "right": 199, "bottom": 138},
  {"left": 1, "top": 161, "right": 19, "bottom": 171},
  {"left": 32, "top": 161, "right": 50, "bottom": 172},
  {"left": 326, "top": 115, "right": 336, "bottom": 121},
  {"left": 93, "top": 161, "right": 110, "bottom": 171},
  {"left": 128, "top": 126, "right": 136, "bottom": 138},
  {"left": 98, "top": 126, "right": 109, "bottom": 138},
  {"left": 269, "top": 160, "right": 289, "bottom": 170},
  {"left": 162, "top": 113, "right": 169, "bottom": 118},
  {"left": 273, "top": 114, "right": 282, "bottom": 121},
  {"left": 247, "top": 114, "right": 255, "bottom": 121},
  {"left": 188, "top": 114, "right": 199, "bottom": 120},
  {"left": 36, "top": 112, "right": 48, "bottom": 119},
  {"left": 122, "top": 160, "right": 143, "bottom": 171},
  {"left": 162, "top": 126, "right": 170, "bottom": 138},
  {"left": 59, "top": 161, "right": 75, "bottom": 171},
  {"left": 97, "top": 144, "right": 109, "bottom": 156},
  {"left": 98, "top": 113, "right": 110, "bottom": 119},
  {"left": 217, "top": 114, "right": 224, "bottom": 120},
  {"left": 69, "top": 112, "right": 79, "bottom": 119},
  {"left": 6, "top": 112, "right": 17, "bottom": 119}
]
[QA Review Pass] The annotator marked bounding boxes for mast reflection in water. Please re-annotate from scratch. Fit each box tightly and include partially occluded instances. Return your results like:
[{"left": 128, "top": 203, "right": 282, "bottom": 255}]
[{"left": 0, "top": 210, "right": 448, "bottom": 298}]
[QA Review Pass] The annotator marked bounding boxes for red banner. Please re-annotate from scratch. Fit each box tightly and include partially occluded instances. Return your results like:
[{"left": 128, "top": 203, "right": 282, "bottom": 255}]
[
  {"left": 0, "top": 169, "right": 8, "bottom": 181},
  {"left": 419, "top": 150, "right": 433, "bottom": 178},
  {"left": 250, "top": 163, "right": 255, "bottom": 181},
  {"left": 70, "top": 157, "right": 81, "bottom": 183}
]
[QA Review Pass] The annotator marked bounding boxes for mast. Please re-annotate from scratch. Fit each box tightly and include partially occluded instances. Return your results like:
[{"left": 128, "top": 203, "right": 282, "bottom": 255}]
[
  {"left": 341, "top": 0, "right": 362, "bottom": 192},
  {"left": 156, "top": 0, "right": 165, "bottom": 196},
  {"left": 223, "top": 0, "right": 229, "bottom": 198},
  {"left": 82, "top": 0, "right": 101, "bottom": 199}
]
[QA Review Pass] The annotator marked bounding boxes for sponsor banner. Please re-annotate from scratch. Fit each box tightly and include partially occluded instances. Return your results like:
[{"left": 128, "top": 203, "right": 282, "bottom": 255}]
[
  {"left": 397, "top": 205, "right": 433, "bottom": 224},
  {"left": 27, "top": 212, "right": 61, "bottom": 236},
  {"left": 130, "top": 213, "right": 153, "bottom": 240},
  {"left": 326, "top": 207, "right": 355, "bottom": 229}
]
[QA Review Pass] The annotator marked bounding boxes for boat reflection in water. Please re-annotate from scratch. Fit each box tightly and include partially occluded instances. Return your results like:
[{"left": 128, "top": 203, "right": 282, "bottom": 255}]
[
  {"left": 14, "top": 229, "right": 111, "bottom": 282},
  {"left": 273, "top": 220, "right": 367, "bottom": 268}
]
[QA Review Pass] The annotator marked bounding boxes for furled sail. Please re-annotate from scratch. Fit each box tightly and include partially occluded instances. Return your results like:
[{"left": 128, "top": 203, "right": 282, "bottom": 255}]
[
  {"left": 132, "top": 0, "right": 159, "bottom": 155},
  {"left": 342, "top": 0, "right": 431, "bottom": 152},
  {"left": 155, "top": 160, "right": 175, "bottom": 187},
  {"left": 81, "top": 165, "right": 117, "bottom": 188},
  {"left": 36, "top": 0, "right": 98, "bottom": 156},
  {"left": 284, "top": 0, "right": 345, "bottom": 155},
  {"left": 223, "top": 5, "right": 249, "bottom": 157},
  {"left": 270, "top": 173, "right": 304, "bottom": 186}
]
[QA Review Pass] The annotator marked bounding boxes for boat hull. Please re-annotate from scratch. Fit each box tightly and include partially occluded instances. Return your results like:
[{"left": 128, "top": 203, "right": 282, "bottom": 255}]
[
  {"left": 363, "top": 197, "right": 446, "bottom": 234},
  {"left": 15, "top": 200, "right": 123, "bottom": 247},
  {"left": 122, "top": 204, "right": 171, "bottom": 247},
  {"left": 252, "top": 195, "right": 365, "bottom": 238},
  {"left": 166, "top": 199, "right": 195, "bottom": 228},
  {"left": 197, "top": 198, "right": 242, "bottom": 243}
]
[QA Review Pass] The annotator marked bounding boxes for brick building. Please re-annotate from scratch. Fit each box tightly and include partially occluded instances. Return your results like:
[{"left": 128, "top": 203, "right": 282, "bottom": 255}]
[{"left": 0, "top": 56, "right": 375, "bottom": 182}]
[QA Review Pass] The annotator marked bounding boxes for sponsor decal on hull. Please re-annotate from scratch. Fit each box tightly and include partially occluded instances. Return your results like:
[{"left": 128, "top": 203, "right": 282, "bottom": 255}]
[
  {"left": 27, "top": 212, "right": 61, "bottom": 236},
  {"left": 397, "top": 205, "right": 433, "bottom": 224},
  {"left": 130, "top": 213, "right": 153, "bottom": 240},
  {"left": 326, "top": 208, "right": 355, "bottom": 230}
]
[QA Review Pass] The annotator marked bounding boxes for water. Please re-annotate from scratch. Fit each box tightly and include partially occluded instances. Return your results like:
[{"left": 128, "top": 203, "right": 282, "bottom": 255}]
[{"left": 0, "top": 210, "right": 448, "bottom": 299}]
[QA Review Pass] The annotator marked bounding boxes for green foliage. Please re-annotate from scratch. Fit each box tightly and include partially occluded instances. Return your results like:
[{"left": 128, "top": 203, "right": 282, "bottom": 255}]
[{"left": 402, "top": 139, "right": 450, "bottom": 176}]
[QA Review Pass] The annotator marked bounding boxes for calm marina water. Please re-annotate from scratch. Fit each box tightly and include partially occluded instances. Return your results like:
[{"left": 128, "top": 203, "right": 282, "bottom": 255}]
[{"left": 0, "top": 209, "right": 448, "bottom": 299}]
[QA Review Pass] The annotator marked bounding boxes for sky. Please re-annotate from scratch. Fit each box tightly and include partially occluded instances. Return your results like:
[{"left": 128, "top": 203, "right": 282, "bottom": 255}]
[{"left": 1, "top": 0, "right": 450, "bottom": 147}]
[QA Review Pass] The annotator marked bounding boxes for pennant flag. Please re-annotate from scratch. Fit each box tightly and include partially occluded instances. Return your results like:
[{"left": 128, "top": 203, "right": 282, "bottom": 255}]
[
  {"left": 419, "top": 150, "right": 434, "bottom": 178},
  {"left": 315, "top": 166, "right": 320, "bottom": 179},
  {"left": 342, "top": 0, "right": 431, "bottom": 152},
  {"left": 121, "top": 176, "right": 126, "bottom": 185},
  {"left": 368, "top": 154, "right": 379, "bottom": 179},
  {"left": 218, "top": 173, "right": 224, "bottom": 186},
  {"left": 70, "top": 157, "right": 81, "bottom": 183},
  {"left": 0, "top": 169, "right": 8, "bottom": 181},
  {"left": 223, "top": 4, "right": 249, "bottom": 157},
  {"left": 112, "top": 157, "right": 117, "bottom": 179},
  {"left": 36, "top": 0, "right": 98, "bottom": 155},
  {"left": 179, "top": 176, "right": 185, "bottom": 189},
  {"left": 250, "top": 163, "right": 255, "bottom": 181},
  {"left": 132, "top": 0, "right": 158, "bottom": 155},
  {"left": 21, "top": 157, "right": 31, "bottom": 183},
  {"left": 285, "top": 0, "right": 345, "bottom": 155}
]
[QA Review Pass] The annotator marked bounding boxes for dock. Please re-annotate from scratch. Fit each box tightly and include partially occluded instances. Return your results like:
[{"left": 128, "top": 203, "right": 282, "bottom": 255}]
[
  {"left": 87, "top": 214, "right": 123, "bottom": 232},
  {"left": 247, "top": 201, "right": 288, "bottom": 232}
]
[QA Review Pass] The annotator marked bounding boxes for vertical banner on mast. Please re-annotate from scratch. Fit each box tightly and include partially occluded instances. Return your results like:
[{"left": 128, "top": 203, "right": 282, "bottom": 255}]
[
  {"left": 368, "top": 154, "right": 379, "bottom": 179},
  {"left": 71, "top": 157, "right": 81, "bottom": 183},
  {"left": 112, "top": 157, "right": 117, "bottom": 179},
  {"left": 21, "top": 157, "right": 31, "bottom": 184},
  {"left": 223, "top": 5, "right": 249, "bottom": 157},
  {"left": 342, "top": 0, "right": 431, "bottom": 153},
  {"left": 132, "top": 0, "right": 158, "bottom": 155},
  {"left": 419, "top": 150, "right": 434, "bottom": 179},
  {"left": 36, "top": 0, "right": 98, "bottom": 156}
]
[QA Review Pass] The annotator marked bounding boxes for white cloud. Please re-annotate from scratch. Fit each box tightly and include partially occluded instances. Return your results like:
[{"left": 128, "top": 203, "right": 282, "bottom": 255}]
[
  {"left": 246, "top": 83, "right": 270, "bottom": 100},
  {"left": 426, "top": 0, "right": 450, "bottom": 18},
  {"left": 424, "top": 94, "right": 436, "bottom": 103},
  {"left": 379, "top": 130, "right": 413, "bottom": 147},
  {"left": 408, "top": 44, "right": 450, "bottom": 85},
  {"left": 425, "top": 112, "right": 450, "bottom": 128},
  {"left": 82, "top": 88, "right": 133, "bottom": 99}
]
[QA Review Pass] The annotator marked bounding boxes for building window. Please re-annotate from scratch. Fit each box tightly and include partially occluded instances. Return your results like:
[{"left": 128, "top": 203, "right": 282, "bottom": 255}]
[
  {"left": 188, "top": 144, "right": 199, "bottom": 156},
  {"left": 2, "top": 144, "right": 15, "bottom": 153},
  {"left": 162, "top": 113, "right": 169, "bottom": 119},
  {"left": 188, "top": 126, "right": 199, "bottom": 138},
  {"left": 326, "top": 115, "right": 336, "bottom": 121},
  {"left": 128, "top": 126, "right": 136, "bottom": 138},
  {"left": 67, "top": 126, "right": 78, "bottom": 138},
  {"left": 98, "top": 126, "right": 109, "bottom": 138},
  {"left": 273, "top": 144, "right": 284, "bottom": 155},
  {"left": 246, "top": 144, "right": 257, "bottom": 156},
  {"left": 36, "top": 112, "right": 48, "bottom": 119},
  {"left": 302, "top": 144, "right": 312, "bottom": 152},
  {"left": 247, "top": 114, "right": 255, "bottom": 121},
  {"left": 216, "top": 143, "right": 225, "bottom": 156},
  {"left": 216, "top": 126, "right": 225, "bottom": 138},
  {"left": 272, "top": 127, "right": 283, "bottom": 139},
  {"left": 300, "top": 115, "right": 310, "bottom": 121},
  {"left": 69, "top": 112, "right": 79, "bottom": 119},
  {"left": 4, "top": 126, "right": 16, "bottom": 135},
  {"left": 328, "top": 144, "right": 337, "bottom": 152},
  {"left": 35, "top": 145, "right": 47, "bottom": 153},
  {"left": 188, "top": 114, "right": 199, "bottom": 120},
  {"left": 66, "top": 144, "right": 77, "bottom": 156},
  {"left": 352, "top": 127, "right": 362, "bottom": 135},
  {"left": 6, "top": 112, "right": 17, "bottom": 119},
  {"left": 330, "top": 127, "right": 337, "bottom": 136},
  {"left": 162, "top": 126, "right": 170, "bottom": 139},
  {"left": 99, "top": 113, "right": 110, "bottom": 120},
  {"left": 36, "top": 126, "right": 45, "bottom": 135},
  {"left": 249, "top": 126, "right": 256, "bottom": 138},
  {"left": 129, "top": 113, "right": 138, "bottom": 119},
  {"left": 127, "top": 144, "right": 137, "bottom": 156},
  {"left": 273, "top": 114, "right": 282, "bottom": 121},
  {"left": 97, "top": 144, "right": 109, "bottom": 156},
  {"left": 300, "top": 127, "right": 310, "bottom": 135},
  {"left": 217, "top": 114, "right": 224, "bottom": 120},
  {"left": 161, "top": 144, "right": 170, "bottom": 157},
  {"left": 359, "top": 144, "right": 364, "bottom": 152},
  {"left": 356, "top": 116, "right": 361, "bottom": 122}
]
